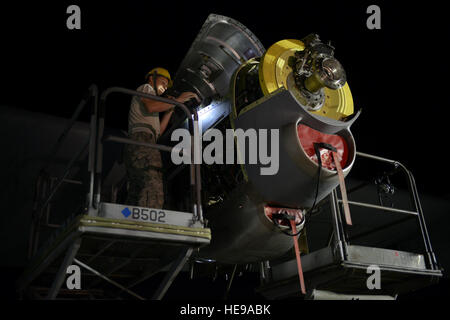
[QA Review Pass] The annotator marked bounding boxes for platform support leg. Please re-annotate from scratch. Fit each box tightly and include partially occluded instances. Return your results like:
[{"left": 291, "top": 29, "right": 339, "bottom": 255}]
[
  {"left": 223, "top": 264, "right": 237, "bottom": 300},
  {"left": 46, "top": 238, "right": 82, "bottom": 300},
  {"left": 152, "top": 247, "right": 193, "bottom": 300}
]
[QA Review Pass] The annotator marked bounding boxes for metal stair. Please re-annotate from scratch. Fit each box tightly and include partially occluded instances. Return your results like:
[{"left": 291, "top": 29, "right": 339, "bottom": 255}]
[
  {"left": 17, "top": 85, "right": 208, "bottom": 300},
  {"left": 257, "top": 152, "right": 443, "bottom": 299}
]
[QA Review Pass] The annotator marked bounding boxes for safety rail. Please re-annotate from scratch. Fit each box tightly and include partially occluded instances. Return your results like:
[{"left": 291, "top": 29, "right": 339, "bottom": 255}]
[
  {"left": 96, "top": 87, "right": 204, "bottom": 224},
  {"left": 330, "top": 151, "right": 439, "bottom": 271},
  {"left": 29, "top": 84, "right": 206, "bottom": 260},
  {"left": 29, "top": 84, "right": 99, "bottom": 259}
]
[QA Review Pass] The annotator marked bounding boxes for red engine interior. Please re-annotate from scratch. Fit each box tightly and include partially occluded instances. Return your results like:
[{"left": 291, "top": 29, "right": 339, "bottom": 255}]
[
  {"left": 297, "top": 124, "right": 349, "bottom": 170},
  {"left": 264, "top": 206, "right": 303, "bottom": 227}
]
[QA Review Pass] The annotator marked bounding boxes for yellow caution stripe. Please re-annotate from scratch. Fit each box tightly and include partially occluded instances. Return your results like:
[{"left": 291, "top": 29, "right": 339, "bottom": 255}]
[{"left": 79, "top": 216, "right": 211, "bottom": 240}]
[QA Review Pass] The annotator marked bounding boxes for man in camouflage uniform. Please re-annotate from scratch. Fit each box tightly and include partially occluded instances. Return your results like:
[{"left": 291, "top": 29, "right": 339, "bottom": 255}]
[{"left": 125, "top": 67, "right": 198, "bottom": 208}]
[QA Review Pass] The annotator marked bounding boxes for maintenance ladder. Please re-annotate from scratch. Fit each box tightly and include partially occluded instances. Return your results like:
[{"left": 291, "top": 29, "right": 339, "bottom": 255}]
[
  {"left": 257, "top": 152, "right": 443, "bottom": 299},
  {"left": 17, "top": 85, "right": 209, "bottom": 300}
]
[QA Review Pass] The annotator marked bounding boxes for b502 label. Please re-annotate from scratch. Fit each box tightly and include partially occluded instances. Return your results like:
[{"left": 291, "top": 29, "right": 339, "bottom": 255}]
[{"left": 130, "top": 208, "right": 166, "bottom": 223}]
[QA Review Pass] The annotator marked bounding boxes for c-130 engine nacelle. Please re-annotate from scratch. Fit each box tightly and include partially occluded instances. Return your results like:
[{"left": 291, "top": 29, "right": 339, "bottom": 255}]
[{"left": 160, "top": 14, "right": 360, "bottom": 264}]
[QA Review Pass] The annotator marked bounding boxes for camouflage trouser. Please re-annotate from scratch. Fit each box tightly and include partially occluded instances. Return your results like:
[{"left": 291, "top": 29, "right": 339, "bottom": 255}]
[{"left": 124, "top": 131, "right": 164, "bottom": 209}]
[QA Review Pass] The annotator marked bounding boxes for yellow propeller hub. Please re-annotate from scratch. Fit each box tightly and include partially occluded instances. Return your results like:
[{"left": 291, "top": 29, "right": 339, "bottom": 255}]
[{"left": 258, "top": 39, "right": 354, "bottom": 120}]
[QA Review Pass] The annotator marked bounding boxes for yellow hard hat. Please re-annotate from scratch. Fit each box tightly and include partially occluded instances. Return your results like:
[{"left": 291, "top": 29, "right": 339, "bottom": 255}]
[{"left": 146, "top": 67, "right": 173, "bottom": 88}]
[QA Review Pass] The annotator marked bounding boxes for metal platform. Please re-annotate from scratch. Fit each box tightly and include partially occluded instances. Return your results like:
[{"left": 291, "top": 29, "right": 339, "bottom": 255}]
[
  {"left": 258, "top": 245, "right": 442, "bottom": 299},
  {"left": 18, "top": 85, "right": 209, "bottom": 300},
  {"left": 18, "top": 208, "right": 211, "bottom": 300},
  {"left": 257, "top": 152, "right": 443, "bottom": 299}
]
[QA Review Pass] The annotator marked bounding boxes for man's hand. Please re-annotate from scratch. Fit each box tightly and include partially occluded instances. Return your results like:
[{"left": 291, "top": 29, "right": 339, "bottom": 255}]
[{"left": 175, "top": 92, "right": 200, "bottom": 103}]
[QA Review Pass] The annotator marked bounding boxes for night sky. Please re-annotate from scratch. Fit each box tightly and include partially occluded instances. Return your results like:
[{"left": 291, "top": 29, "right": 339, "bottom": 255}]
[{"left": 0, "top": 0, "right": 448, "bottom": 197}]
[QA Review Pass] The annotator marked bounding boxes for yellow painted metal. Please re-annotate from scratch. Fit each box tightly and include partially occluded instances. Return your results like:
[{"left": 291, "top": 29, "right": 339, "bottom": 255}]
[
  {"left": 259, "top": 39, "right": 304, "bottom": 96},
  {"left": 259, "top": 39, "right": 354, "bottom": 120},
  {"left": 78, "top": 216, "right": 211, "bottom": 240},
  {"left": 316, "top": 83, "right": 354, "bottom": 120}
]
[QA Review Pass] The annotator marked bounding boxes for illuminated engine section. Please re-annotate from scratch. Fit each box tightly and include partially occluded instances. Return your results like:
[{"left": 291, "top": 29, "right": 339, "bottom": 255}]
[
  {"left": 229, "top": 34, "right": 360, "bottom": 211},
  {"left": 166, "top": 14, "right": 360, "bottom": 263}
]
